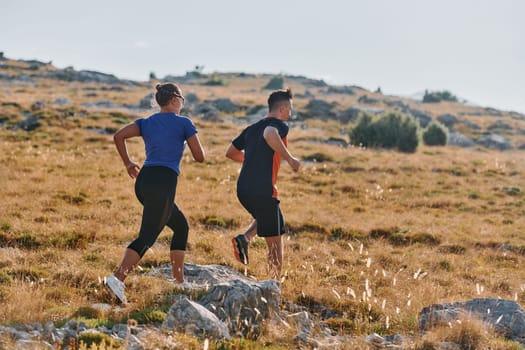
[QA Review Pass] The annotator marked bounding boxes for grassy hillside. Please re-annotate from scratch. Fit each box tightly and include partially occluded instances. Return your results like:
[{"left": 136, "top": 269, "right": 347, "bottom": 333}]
[{"left": 1, "top": 56, "right": 524, "bottom": 348}]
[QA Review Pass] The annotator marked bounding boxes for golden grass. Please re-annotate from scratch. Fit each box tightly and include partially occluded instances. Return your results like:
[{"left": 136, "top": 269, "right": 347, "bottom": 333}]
[{"left": 1, "top": 61, "right": 525, "bottom": 347}]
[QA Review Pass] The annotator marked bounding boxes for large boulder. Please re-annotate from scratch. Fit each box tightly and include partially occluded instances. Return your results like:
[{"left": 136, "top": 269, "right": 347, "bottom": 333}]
[
  {"left": 337, "top": 106, "right": 383, "bottom": 123},
  {"left": 447, "top": 132, "right": 475, "bottom": 147},
  {"left": 209, "top": 98, "right": 239, "bottom": 113},
  {"left": 419, "top": 298, "right": 525, "bottom": 344},
  {"left": 151, "top": 263, "right": 280, "bottom": 338},
  {"left": 163, "top": 295, "right": 231, "bottom": 339},
  {"left": 436, "top": 113, "right": 459, "bottom": 128},
  {"left": 408, "top": 109, "right": 432, "bottom": 128},
  {"left": 476, "top": 134, "right": 512, "bottom": 150}
]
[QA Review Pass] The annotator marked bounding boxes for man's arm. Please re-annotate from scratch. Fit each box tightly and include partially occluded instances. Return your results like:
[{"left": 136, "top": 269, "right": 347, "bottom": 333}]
[
  {"left": 226, "top": 143, "right": 244, "bottom": 163},
  {"left": 263, "top": 126, "right": 300, "bottom": 172}
]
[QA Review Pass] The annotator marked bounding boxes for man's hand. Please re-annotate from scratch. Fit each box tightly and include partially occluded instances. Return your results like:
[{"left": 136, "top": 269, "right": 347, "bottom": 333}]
[{"left": 287, "top": 156, "right": 300, "bottom": 172}]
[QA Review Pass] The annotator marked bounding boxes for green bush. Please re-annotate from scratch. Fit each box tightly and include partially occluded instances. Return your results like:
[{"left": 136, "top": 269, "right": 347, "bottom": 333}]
[
  {"left": 422, "top": 90, "right": 458, "bottom": 103},
  {"left": 302, "top": 152, "right": 334, "bottom": 162},
  {"left": 422, "top": 121, "right": 448, "bottom": 146},
  {"left": 348, "top": 112, "right": 376, "bottom": 147},
  {"left": 349, "top": 111, "right": 419, "bottom": 153},
  {"left": 78, "top": 331, "right": 120, "bottom": 349}
]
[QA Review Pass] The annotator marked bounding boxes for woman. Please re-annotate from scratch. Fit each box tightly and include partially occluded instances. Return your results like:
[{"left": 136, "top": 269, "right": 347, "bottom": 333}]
[{"left": 105, "top": 83, "right": 205, "bottom": 303}]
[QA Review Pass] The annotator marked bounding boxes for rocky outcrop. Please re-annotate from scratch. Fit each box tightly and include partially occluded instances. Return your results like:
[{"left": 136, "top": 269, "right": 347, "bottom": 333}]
[
  {"left": 476, "top": 134, "right": 512, "bottom": 150},
  {"left": 419, "top": 298, "right": 525, "bottom": 344},
  {"left": 447, "top": 132, "right": 475, "bottom": 147}
]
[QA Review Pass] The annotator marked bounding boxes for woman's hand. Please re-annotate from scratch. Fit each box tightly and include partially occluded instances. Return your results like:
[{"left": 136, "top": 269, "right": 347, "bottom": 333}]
[{"left": 126, "top": 161, "right": 140, "bottom": 178}]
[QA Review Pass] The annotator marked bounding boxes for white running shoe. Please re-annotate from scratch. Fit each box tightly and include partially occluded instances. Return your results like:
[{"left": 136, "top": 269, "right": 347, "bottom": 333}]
[
  {"left": 105, "top": 274, "right": 127, "bottom": 304},
  {"left": 174, "top": 281, "right": 194, "bottom": 291}
]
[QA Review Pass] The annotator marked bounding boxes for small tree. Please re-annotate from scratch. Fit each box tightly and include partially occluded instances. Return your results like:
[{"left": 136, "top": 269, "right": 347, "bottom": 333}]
[
  {"left": 349, "top": 111, "right": 419, "bottom": 153},
  {"left": 422, "top": 121, "right": 448, "bottom": 146},
  {"left": 349, "top": 112, "right": 376, "bottom": 147},
  {"left": 422, "top": 90, "right": 458, "bottom": 103}
]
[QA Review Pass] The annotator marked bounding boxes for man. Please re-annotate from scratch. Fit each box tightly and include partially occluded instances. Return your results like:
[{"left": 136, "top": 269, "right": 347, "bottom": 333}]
[{"left": 225, "top": 88, "right": 300, "bottom": 280}]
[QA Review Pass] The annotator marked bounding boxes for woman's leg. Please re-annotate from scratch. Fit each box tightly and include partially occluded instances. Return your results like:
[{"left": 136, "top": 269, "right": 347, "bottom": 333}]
[
  {"left": 114, "top": 248, "right": 141, "bottom": 281},
  {"left": 116, "top": 167, "right": 176, "bottom": 281},
  {"left": 166, "top": 204, "right": 189, "bottom": 282}
]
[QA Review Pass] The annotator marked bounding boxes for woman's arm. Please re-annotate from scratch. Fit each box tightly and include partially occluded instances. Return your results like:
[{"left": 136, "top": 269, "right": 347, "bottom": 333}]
[
  {"left": 187, "top": 134, "right": 205, "bottom": 162},
  {"left": 113, "top": 123, "right": 141, "bottom": 178},
  {"left": 225, "top": 143, "right": 244, "bottom": 163}
]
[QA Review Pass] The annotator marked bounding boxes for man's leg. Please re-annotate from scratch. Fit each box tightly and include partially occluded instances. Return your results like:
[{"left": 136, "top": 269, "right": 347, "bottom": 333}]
[
  {"left": 243, "top": 220, "right": 257, "bottom": 241},
  {"left": 264, "top": 235, "right": 283, "bottom": 280}
]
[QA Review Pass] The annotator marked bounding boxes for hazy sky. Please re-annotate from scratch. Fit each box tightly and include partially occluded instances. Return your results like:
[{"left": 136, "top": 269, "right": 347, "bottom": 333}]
[{"left": 2, "top": 0, "right": 524, "bottom": 113}]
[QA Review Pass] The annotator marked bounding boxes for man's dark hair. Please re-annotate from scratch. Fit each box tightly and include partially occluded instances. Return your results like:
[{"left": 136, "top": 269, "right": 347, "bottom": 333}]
[
  {"left": 268, "top": 88, "right": 293, "bottom": 112},
  {"left": 155, "top": 83, "right": 182, "bottom": 107}
]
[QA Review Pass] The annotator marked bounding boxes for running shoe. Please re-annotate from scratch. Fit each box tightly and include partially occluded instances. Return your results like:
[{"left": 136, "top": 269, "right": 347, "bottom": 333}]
[
  {"left": 174, "top": 281, "right": 194, "bottom": 291},
  {"left": 232, "top": 234, "right": 249, "bottom": 265},
  {"left": 105, "top": 274, "right": 127, "bottom": 304}
]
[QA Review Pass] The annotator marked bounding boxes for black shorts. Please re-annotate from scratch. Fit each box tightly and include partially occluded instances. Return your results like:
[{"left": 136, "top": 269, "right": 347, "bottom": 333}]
[{"left": 237, "top": 193, "right": 285, "bottom": 237}]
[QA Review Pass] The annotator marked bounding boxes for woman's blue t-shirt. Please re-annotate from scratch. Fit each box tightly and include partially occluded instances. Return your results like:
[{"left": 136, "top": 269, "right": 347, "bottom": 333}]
[{"left": 134, "top": 112, "right": 197, "bottom": 174}]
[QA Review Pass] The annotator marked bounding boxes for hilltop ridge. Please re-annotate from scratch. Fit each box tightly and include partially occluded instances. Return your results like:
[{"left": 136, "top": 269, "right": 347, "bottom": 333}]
[{"left": 1, "top": 52, "right": 524, "bottom": 150}]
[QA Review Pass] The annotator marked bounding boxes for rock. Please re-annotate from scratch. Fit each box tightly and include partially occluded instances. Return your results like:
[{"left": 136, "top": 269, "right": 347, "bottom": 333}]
[
  {"left": 447, "top": 132, "right": 475, "bottom": 147},
  {"left": 419, "top": 298, "right": 525, "bottom": 344},
  {"left": 52, "top": 97, "right": 72, "bottom": 106},
  {"left": 326, "top": 85, "right": 355, "bottom": 95},
  {"left": 18, "top": 113, "right": 41, "bottom": 131},
  {"left": 193, "top": 103, "right": 221, "bottom": 122},
  {"left": 81, "top": 100, "right": 121, "bottom": 109},
  {"left": 487, "top": 119, "right": 513, "bottom": 131},
  {"left": 244, "top": 107, "right": 267, "bottom": 123},
  {"left": 436, "top": 113, "right": 459, "bottom": 128},
  {"left": 476, "top": 134, "right": 512, "bottom": 150},
  {"left": 461, "top": 119, "right": 481, "bottom": 130},
  {"left": 139, "top": 93, "right": 155, "bottom": 109},
  {"left": 31, "top": 100, "right": 46, "bottom": 111},
  {"left": 358, "top": 94, "right": 381, "bottom": 104},
  {"left": 163, "top": 294, "right": 231, "bottom": 339},
  {"left": 16, "top": 340, "right": 54, "bottom": 350},
  {"left": 337, "top": 106, "right": 383, "bottom": 123},
  {"left": 288, "top": 311, "right": 315, "bottom": 344},
  {"left": 209, "top": 98, "right": 239, "bottom": 113},
  {"left": 151, "top": 263, "right": 281, "bottom": 338},
  {"left": 199, "top": 279, "right": 280, "bottom": 337},
  {"left": 304, "top": 99, "right": 338, "bottom": 120},
  {"left": 408, "top": 109, "right": 432, "bottom": 128}
]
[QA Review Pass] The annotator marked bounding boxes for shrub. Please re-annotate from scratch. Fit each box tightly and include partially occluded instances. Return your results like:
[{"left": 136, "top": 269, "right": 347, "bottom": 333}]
[
  {"left": 422, "top": 121, "right": 448, "bottom": 146},
  {"left": 78, "top": 331, "right": 120, "bottom": 349},
  {"left": 199, "top": 215, "right": 238, "bottom": 229},
  {"left": 348, "top": 112, "right": 376, "bottom": 147},
  {"left": 422, "top": 90, "right": 458, "bottom": 103},
  {"left": 263, "top": 76, "right": 284, "bottom": 90},
  {"left": 203, "top": 75, "right": 226, "bottom": 86},
  {"left": 52, "top": 231, "right": 89, "bottom": 249},
  {"left": 349, "top": 111, "right": 419, "bottom": 153},
  {"left": 0, "top": 270, "right": 12, "bottom": 285},
  {"left": 302, "top": 152, "right": 334, "bottom": 162}
]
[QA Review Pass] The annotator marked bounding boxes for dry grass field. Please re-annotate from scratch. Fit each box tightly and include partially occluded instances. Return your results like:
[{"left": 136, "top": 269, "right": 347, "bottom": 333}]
[{"left": 1, "top": 58, "right": 525, "bottom": 348}]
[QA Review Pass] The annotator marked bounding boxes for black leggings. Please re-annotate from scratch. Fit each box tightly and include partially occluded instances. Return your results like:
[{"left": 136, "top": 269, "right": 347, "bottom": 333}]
[{"left": 128, "top": 166, "right": 189, "bottom": 257}]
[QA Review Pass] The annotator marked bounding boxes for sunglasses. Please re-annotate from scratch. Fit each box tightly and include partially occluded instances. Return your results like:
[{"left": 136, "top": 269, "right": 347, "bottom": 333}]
[{"left": 173, "top": 93, "right": 185, "bottom": 103}]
